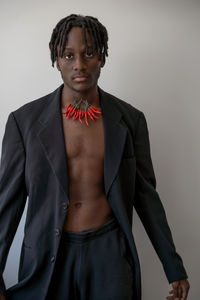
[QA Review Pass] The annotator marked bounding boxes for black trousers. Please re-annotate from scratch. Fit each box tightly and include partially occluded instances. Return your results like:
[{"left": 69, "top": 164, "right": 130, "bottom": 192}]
[{"left": 46, "top": 217, "right": 134, "bottom": 300}]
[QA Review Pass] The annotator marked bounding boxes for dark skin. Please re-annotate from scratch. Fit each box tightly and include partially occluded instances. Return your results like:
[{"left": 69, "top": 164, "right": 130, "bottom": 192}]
[
  {"left": 56, "top": 26, "right": 114, "bottom": 233},
  {"left": 0, "top": 26, "right": 190, "bottom": 300}
]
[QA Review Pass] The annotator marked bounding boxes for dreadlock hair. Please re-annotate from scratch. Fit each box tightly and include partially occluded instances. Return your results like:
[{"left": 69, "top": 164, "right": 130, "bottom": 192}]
[{"left": 49, "top": 14, "right": 108, "bottom": 67}]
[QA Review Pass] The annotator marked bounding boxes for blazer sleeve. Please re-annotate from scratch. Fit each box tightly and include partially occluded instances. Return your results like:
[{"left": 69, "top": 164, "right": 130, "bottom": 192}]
[
  {"left": 133, "top": 111, "right": 188, "bottom": 283},
  {"left": 0, "top": 112, "right": 27, "bottom": 296}
]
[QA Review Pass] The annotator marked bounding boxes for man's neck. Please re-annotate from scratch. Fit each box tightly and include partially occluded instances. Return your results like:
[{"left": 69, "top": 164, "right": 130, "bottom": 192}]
[{"left": 61, "top": 84, "right": 100, "bottom": 111}]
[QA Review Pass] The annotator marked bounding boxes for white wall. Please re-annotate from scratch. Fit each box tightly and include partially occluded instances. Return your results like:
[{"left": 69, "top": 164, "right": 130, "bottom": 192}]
[{"left": 0, "top": 0, "right": 199, "bottom": 298}]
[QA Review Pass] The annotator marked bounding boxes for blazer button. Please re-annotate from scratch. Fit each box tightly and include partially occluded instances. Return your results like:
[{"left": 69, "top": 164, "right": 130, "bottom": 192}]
[
  {"left": 61, "top": 202, "right": 68, "bottom": 211},
  {"left": 50, "top": 255, "right": 55, "bottom": 263},
  {"left": 55, "top": 228, "right": 60, "bottom": 237}
]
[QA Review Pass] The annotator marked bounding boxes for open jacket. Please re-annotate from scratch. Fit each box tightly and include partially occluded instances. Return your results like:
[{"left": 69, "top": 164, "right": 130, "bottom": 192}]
[{"left": 0, "top": 84, "right": 187, "bottom": 299}]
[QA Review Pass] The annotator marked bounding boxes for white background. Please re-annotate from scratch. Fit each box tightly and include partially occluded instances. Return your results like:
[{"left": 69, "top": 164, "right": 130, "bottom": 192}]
[{"left": 0, "top": 0, "right": 199, "bottom": 299}]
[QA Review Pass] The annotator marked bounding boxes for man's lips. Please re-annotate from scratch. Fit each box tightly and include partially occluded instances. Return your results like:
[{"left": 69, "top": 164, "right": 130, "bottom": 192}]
[
  {"left": 74, "top": 77, "right": 87, "bottom": 82},
  {"left": 72, "top": 74, "right": 88, "bottom": 82},
  {"left": 73, "top": 74, "right": 88, "bottom": 82}
]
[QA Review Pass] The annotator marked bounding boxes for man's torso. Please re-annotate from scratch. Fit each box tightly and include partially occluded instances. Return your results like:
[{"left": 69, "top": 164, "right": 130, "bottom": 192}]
[{"left": 61, "top": 111, "right": 114, "bottom": 232}]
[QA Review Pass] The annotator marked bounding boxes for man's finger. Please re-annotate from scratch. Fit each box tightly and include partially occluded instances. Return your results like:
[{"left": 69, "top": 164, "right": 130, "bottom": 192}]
[
  {"left": 178, "top": 285, "right": 182, "bottom": 298},
  {"left": 167, "top": 288, "right": 175, "bottom": 299},
  {"left": 181, "top": 282, "right": 190, "bottom": 300},
  {"left": 172, "top": 281, "right": 180, "bottom": 298},
  {"left": 173, "top": 286, "right": 178, "bottom": 297}
]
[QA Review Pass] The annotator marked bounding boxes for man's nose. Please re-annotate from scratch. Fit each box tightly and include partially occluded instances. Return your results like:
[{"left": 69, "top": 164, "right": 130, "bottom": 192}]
[{"left": 73, "top": 56, "right": 86, "bottom": 71}]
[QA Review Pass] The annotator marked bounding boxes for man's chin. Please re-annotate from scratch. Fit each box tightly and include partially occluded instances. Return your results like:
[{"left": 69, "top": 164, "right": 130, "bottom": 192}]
[{"left": 65, "top": 82, "right": 96, "bottom": 95}]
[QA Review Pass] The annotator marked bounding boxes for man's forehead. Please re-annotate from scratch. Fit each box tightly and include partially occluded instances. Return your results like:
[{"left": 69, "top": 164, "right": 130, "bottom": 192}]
[
  {"left": 63, "top": 27, "right": 93, "bottom": 48},
  {"left": 64, "top": 45, "right": 93, "bottom": 50},
  {"left": 67, "top": 26, "right": 91, "bottom": 40}
]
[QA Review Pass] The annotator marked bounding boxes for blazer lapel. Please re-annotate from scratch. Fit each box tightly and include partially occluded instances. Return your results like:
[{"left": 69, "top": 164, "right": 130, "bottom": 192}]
[
  {"left": 99, "top": 88, "right": 128, "bottom": 198},
  {"left": 37, "top": 85, "right": 70, "bottom": 203},
  {"left": 37, "top": 85, "right": 128, "bottom": 203}
]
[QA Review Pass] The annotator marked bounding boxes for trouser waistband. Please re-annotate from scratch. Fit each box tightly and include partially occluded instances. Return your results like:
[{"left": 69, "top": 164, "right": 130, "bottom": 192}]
[{"left": 61, "top": 217, "right": 119, "bottom": 244}]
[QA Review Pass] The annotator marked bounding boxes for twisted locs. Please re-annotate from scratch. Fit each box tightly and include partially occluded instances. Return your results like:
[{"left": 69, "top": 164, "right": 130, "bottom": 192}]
[{"left": 49, "top": 14, "right": 108, "bottom": 67}]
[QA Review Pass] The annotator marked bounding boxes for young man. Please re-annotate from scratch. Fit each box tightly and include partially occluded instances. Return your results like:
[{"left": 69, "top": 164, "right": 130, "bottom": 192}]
[{"left": 0, "top": 14, "right": 189, "bottom": 300}]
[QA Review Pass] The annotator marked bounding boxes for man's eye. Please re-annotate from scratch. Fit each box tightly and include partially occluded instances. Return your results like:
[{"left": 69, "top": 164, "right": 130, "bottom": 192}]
[
  {"left": 85, "top": 52, "right": 94, "bottom": 58},
  {"left": 65, "top": 54, "right": 73, "bottom": 60}
]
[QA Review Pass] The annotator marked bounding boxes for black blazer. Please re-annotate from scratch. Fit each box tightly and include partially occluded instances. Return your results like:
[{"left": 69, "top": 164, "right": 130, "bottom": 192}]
[{"left": 0, "top": 84, "right": 187, "bottom": 299}]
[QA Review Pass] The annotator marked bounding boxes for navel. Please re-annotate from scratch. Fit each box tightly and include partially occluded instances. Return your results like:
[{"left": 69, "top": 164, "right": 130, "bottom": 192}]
[{"left": 74, "top": 202, "right": 82, "bottom": 209}]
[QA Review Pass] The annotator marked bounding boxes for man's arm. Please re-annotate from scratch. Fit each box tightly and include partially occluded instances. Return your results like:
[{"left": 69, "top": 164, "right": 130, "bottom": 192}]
[
  {"left": 0, "top": 112, "right": 27, "bottom": 296},
  {"left": 133, "top": 111, "right": 189, "bottom": 292}
]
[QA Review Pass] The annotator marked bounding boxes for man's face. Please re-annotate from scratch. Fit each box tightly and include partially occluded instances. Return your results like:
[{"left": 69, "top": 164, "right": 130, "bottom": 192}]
[{"left": 56, "top": 26, "right": 104, "bottom": 94}]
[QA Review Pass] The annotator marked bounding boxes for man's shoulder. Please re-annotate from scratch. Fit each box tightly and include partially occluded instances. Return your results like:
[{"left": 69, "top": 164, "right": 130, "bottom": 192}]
[
  {"left": 13, "top": 87, "right": 57, "bottom": 116},
  {"left": 8, "top": 85, "right": 61, "bottom": 134}
]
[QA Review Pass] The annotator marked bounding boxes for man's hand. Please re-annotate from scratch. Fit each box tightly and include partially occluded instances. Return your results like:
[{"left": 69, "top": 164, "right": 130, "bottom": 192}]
[
  {"left": 166, "top": 279, "right": 190, "bottom": 300},
  {"left": 0, "top": 296, "right": 6, "bottom": 300}
]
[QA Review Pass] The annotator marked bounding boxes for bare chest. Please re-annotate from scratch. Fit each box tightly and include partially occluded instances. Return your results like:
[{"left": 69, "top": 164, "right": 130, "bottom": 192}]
[{"left": 62, "top": 116, "right": 104, "bottom": 161}]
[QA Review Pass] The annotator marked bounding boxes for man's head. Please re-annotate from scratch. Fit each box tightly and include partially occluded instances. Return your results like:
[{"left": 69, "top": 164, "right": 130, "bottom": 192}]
[
  {"left": 49, "top": 14, "right": 108, "bottom": 68},
  {"left": 49, "top": 14, "right": 108, "bottom": 95}
]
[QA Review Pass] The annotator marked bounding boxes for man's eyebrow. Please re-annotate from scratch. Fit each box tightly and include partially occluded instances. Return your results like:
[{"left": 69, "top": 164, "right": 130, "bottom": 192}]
[
  {"left": 64, "top": 46, "right": 93, "bottom": 51},
  {"left": 64, "top": 47, "right": 73, "bottom": 51}
]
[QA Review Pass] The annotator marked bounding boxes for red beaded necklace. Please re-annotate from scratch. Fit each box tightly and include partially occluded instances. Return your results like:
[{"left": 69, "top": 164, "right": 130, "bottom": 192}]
[{"left": 62, "top": 98, "right": 102, "bottom": 126}]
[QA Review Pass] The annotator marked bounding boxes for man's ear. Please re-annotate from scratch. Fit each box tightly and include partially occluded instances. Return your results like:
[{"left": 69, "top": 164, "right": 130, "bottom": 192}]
[{"left": 56, "top": 58, "right": 61, "bottom": 71}]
